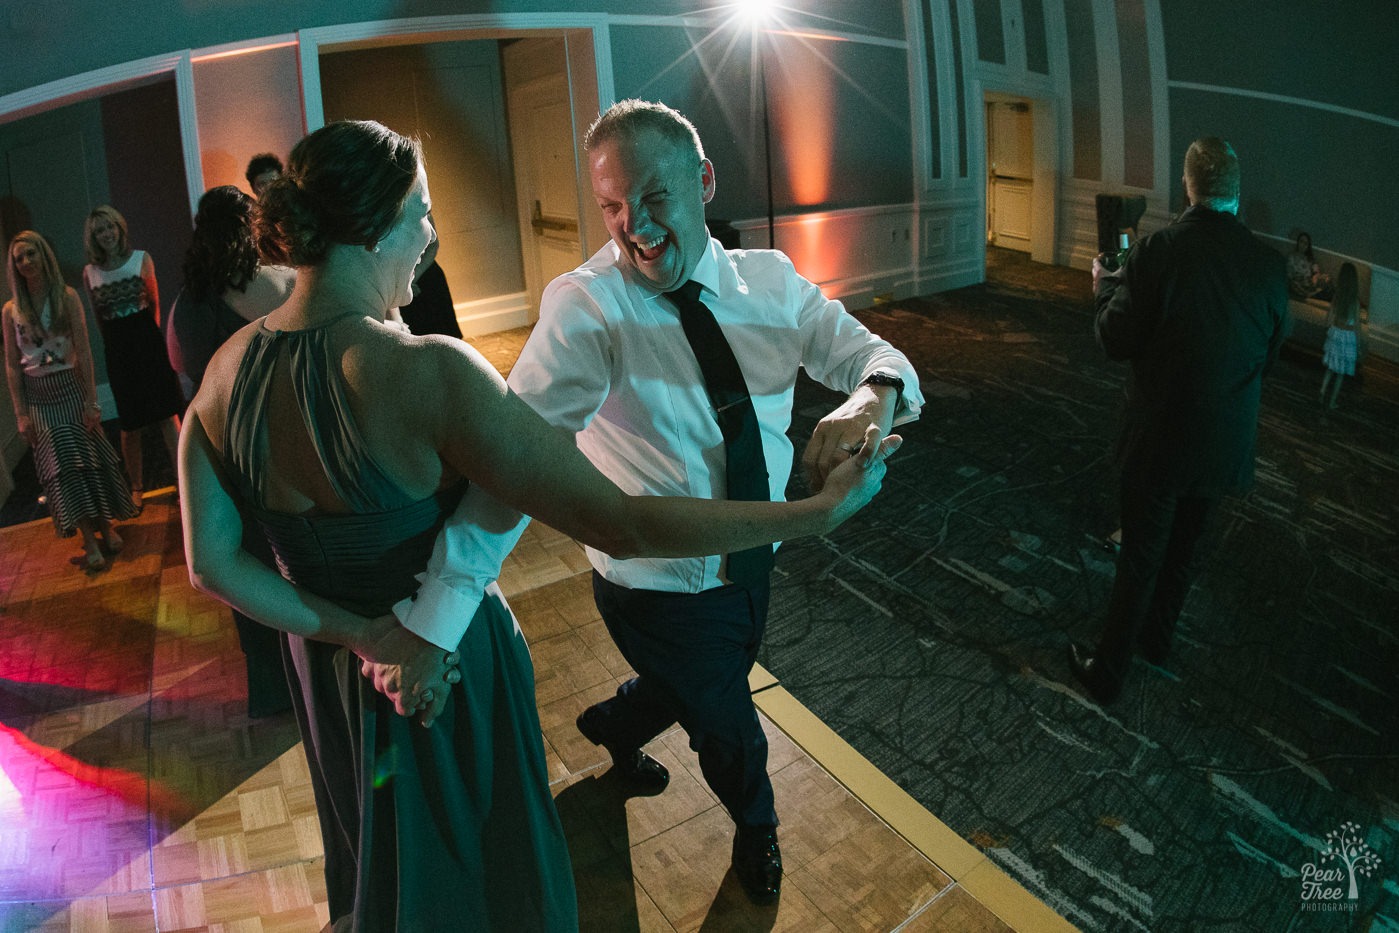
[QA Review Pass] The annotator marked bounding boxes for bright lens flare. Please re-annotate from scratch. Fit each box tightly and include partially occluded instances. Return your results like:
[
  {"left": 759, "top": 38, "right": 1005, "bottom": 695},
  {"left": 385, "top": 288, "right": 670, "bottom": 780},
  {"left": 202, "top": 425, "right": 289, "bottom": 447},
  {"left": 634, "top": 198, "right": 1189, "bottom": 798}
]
[{"left": 735, "top": 0, "right": 778, "bottom": 28}]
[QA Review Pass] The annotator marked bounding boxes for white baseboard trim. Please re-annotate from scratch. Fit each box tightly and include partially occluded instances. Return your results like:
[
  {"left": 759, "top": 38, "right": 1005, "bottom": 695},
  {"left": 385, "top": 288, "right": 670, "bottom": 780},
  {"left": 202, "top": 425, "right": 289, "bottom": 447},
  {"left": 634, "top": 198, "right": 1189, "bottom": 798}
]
[
  {"left": 454, "top": 291, "right": 531, "bottom": 338},
  {"left": 815, "top": 266, "right": 912, "bottom": 305},
  {"left": 1366, "top": 325, "right": 1399, "bottom": 364},
  {"left": 817, "top": 260, "right": 982, "bottom": 310},
  {"left": 725, "top": 203, "right": 987, "bottom": 309},
  {"left": 910, "top": 260, "right": 983, "bottom": 296}
]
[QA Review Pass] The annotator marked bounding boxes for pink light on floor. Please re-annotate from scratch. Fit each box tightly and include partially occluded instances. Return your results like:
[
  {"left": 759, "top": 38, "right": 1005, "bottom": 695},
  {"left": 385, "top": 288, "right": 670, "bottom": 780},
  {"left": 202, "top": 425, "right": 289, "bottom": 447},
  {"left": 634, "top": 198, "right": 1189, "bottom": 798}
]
[
  {"left": 0, "top": 744, "right": 18, "bottom": 813},
  {"left": 0, "top": 722, "right": 193, "bottom": 817}
]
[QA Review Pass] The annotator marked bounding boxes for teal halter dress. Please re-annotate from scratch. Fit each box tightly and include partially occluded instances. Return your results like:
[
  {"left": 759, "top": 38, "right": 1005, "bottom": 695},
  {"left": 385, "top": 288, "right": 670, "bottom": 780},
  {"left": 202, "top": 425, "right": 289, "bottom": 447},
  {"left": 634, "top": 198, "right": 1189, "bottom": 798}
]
[{"left": 222, "top": 319, "right": 577, "bottom": 931}]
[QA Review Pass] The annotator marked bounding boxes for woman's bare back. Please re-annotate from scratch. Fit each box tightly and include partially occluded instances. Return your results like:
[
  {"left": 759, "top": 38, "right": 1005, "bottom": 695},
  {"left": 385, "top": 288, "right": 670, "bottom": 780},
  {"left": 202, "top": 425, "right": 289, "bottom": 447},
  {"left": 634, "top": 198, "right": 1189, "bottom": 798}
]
[{"left": 195, "top": 314, "right": 468, "bottom": 516}]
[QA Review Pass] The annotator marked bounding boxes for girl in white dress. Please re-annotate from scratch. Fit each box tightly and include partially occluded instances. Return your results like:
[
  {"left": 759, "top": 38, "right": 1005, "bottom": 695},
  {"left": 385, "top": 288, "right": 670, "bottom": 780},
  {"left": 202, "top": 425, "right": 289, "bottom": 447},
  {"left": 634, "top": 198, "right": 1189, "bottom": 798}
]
[{"left": 1320, "top": 262, "right": 1360, "bottom": 409}]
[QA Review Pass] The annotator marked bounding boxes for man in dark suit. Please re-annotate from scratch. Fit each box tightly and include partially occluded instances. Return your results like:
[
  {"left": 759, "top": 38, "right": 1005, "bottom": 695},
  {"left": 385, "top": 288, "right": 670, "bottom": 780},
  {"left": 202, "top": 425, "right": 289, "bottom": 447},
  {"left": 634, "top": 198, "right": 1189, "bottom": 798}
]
[
  {"left": 396, "top": 229, "right": 463, "bottom": 339},
  {"left": 1070, "top": 137, "right": 1289, "bottom": 704}
]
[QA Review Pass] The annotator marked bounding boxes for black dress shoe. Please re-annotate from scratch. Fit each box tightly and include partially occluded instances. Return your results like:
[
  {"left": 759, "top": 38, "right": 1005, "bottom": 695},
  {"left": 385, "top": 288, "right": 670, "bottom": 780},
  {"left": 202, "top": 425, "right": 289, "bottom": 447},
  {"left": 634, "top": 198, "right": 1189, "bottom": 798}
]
[
  {"left": 732, "top": 826, "right": 782, "bottom": 905},
  {"left": 576, "top": 707, "right": 669, "bottom": 794},
  {"left": 1138, "top": 633, "right": 1170, "bottom": 666},
  {"left": 1068, "top": 643, "right": 1123, "bottom": 705}
]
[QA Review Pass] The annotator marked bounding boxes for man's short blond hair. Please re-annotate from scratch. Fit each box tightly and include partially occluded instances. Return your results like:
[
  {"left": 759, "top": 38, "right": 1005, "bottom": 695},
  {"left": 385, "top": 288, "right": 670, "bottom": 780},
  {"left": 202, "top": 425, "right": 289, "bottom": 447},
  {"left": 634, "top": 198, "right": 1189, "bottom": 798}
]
[
  {"left": 1184, "top": 137, "right": 1240, "bottom": 209},
  {"left": 585, "top": 99, "right": 706, "bottom": 162}
]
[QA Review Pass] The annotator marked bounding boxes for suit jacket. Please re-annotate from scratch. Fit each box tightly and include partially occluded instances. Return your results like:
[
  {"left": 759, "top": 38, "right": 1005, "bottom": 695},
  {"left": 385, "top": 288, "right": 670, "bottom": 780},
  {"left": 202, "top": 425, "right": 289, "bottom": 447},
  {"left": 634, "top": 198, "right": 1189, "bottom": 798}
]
[
  {"left": 1095, "top": 205, "right": 1289, "bottom": 496},
  {"left": 398, "top": 261, "right": 462, "bottom": 339}
]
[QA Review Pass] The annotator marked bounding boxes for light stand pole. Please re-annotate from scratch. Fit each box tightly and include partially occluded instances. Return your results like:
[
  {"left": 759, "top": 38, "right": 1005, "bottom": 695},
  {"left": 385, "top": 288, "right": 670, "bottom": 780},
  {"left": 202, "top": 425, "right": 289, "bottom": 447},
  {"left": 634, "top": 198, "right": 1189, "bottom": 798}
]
[
  {"left": 758, "top": 36, "right": 775, "bottom": 250},
  {"left": 737, "top": 0, "right": 778, "bottom": 250}
]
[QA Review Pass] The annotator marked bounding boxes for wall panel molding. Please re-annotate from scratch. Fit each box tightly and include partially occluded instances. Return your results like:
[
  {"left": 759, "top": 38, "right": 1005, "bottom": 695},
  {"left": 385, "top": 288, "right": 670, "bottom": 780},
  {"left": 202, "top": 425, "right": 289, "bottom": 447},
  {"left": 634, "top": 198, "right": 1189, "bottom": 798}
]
[
  {"left": 729, "top": 201, "right": 982, "bottom": 305},
  {"left": 1168, "top": 81, "right": 1399, "bottom": 130},
  {"left": 455, "top": 291, "right": 531, "bottom": 338},
  {"left": 0, "top": 51, "right": 189, "bottom": 125},
  {"left": 296, "top": 13, "right": 613, "bottom": 132}
]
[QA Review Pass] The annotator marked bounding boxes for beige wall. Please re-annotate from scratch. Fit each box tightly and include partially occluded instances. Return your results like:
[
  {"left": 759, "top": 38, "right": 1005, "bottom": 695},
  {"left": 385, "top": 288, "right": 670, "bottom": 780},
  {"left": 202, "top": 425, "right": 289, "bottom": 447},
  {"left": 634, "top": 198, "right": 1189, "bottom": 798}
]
[
  {"left": 193, "top": 45, "right": 305, "bottom": 197},
  {"left": 319, "top": 40, "right": 526, "bottom": 305}
]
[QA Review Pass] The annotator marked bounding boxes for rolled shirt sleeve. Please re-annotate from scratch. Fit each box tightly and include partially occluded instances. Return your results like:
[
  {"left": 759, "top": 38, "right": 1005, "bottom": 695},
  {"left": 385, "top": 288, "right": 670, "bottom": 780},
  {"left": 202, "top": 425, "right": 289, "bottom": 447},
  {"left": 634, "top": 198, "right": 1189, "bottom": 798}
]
[{"left": 793, "top": 272, "right": 924, "bottom": 425}]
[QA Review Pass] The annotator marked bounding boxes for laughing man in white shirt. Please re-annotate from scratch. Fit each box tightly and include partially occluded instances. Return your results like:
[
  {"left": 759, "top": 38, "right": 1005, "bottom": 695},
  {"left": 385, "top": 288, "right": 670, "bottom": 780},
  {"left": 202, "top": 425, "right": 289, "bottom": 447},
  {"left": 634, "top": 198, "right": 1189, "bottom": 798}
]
[{"left": 393, "top": 99, "right": 922, "bottom": 905}]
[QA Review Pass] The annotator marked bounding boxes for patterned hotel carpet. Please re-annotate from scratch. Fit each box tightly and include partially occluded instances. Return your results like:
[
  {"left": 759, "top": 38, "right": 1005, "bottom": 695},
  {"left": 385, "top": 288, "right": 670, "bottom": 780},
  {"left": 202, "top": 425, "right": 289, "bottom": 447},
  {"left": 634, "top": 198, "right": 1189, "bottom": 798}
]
[{"left": 762, "top": 249, "right": 1399, "bottom": 932}]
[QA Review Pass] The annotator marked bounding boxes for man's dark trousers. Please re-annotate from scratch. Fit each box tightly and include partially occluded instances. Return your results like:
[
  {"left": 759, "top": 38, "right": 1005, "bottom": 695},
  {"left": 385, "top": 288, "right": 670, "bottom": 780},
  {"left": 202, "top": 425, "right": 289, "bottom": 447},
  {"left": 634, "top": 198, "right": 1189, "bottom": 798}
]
[
  {"left": 1095, "top": 480, "right": 1223, "bottom": 679},
  {"left": 590, "top": 572, "right": 776, "bottom": 829}
]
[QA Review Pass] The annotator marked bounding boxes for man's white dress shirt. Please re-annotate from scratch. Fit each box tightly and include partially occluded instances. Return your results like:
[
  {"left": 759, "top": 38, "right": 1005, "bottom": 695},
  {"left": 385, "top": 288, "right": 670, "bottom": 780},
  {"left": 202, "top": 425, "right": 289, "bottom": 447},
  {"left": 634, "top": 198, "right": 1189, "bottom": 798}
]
[{"left": 393, "top": 236, "right": 924, "bottom": 650}]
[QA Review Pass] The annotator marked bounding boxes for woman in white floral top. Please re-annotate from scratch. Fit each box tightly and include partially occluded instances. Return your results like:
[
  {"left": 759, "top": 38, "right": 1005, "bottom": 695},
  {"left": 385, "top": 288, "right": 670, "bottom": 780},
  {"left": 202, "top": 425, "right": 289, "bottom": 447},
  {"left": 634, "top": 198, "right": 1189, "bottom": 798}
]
[{"left": 4, "top": 230, "right": 138, "bottom": 570}]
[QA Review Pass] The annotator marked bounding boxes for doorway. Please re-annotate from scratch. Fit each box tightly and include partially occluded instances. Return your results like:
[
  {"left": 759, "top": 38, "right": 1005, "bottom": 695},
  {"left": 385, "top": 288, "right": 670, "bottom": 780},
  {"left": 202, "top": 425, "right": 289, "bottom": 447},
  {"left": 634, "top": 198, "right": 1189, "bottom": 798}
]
[
  {"left": 979, "top": 88, "right": 1059, "bottom": 267},
  {"left": 319, "top": 40, "right": 527, "bottom": 335},
  {"left": 503, "top": 38, "right": 584, "bottom": 325},
  {"left": 0, "top": 78, "right": 191, "bottom": 492},
  {"left": 316, "top": 30, "right": 599, "bottom": 336},
  {"left": 985, "top": 94, "right": 1033, "bottom": 254}
]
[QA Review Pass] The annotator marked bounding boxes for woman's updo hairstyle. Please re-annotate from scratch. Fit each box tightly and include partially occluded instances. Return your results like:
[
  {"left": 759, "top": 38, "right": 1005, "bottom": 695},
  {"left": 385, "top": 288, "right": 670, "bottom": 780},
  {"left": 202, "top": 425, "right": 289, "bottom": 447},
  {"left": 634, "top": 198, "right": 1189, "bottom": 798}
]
[{"left": 254, "top": 120, "right": 422, "bottom": 267}]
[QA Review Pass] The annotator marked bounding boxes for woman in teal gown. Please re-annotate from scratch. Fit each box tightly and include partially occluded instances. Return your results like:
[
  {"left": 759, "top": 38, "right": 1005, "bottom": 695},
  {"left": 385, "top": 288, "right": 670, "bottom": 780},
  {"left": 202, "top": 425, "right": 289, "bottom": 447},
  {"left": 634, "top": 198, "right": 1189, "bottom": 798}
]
[{"left": 178, "top": 120, "right": 898, "bottom": 932}]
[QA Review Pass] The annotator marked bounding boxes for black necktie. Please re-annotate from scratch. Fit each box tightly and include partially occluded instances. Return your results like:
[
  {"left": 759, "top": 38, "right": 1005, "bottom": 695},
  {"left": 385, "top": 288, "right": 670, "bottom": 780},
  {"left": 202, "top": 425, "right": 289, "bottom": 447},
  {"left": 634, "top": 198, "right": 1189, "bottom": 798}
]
[{"left": 666, "top": 280, "right": 774, "bottom": 588}]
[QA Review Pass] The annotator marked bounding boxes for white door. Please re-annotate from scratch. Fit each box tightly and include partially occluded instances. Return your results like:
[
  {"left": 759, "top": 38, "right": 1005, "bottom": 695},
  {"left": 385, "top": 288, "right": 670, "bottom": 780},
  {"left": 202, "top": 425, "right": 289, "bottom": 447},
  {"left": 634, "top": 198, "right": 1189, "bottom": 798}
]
[
  {"left": 504, "top": 40, "right": 582, "bottom": 323},
  {"left": 986, "top": 99, "right": 1034, "bottom": 253}
]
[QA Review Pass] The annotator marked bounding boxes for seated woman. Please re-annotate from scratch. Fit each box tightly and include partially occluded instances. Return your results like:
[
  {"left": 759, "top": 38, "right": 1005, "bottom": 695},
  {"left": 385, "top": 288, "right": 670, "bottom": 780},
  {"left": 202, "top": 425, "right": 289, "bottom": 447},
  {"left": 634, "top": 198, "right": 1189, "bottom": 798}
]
[
  {"left": 1287, "top": 231, "right": 1333, "bottom": 300},
  {"left": 179, "top": 119, "right": 898, "bottom": 932}
]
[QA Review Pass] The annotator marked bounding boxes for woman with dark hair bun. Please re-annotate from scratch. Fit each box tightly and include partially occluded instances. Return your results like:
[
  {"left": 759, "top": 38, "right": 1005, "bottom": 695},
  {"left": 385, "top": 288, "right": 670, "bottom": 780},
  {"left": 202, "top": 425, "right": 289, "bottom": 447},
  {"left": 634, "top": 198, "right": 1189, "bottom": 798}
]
[{"left": 180, "top": 119, "right": 895, "bottom": 930}]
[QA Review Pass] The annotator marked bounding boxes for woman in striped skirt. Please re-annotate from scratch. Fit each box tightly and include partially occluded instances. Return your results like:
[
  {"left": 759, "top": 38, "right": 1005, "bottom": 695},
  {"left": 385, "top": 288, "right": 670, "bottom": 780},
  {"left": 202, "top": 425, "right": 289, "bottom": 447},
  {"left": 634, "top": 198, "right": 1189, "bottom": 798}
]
[{"left": 4, "top": 230, "right": 138, "bottom": 570}]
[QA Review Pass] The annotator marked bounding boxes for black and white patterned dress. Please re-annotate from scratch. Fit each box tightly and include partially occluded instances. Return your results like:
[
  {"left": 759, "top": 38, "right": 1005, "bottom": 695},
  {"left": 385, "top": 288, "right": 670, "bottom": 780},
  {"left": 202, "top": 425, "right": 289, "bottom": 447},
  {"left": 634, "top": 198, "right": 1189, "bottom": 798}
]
[
  {"left": 9, "top": 298, "right": 138, "bottom": 536},
  {"left": 83, "top": 251, "right": 184, "bottom": 430}
]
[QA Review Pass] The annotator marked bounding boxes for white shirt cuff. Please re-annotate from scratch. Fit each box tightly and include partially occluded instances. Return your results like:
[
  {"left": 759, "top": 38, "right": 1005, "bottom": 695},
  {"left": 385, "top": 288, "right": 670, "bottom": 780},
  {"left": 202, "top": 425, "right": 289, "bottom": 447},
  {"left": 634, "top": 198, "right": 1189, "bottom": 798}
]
[{"left": 391, "top": 574, "right": 483, "bottom": 652}]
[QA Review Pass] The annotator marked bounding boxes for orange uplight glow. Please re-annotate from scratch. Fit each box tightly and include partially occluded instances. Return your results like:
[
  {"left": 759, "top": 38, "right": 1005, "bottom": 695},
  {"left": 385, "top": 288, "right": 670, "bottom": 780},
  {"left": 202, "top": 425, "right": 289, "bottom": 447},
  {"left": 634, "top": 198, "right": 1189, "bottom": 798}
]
[
  {"left": 191, "top": 38, "right": 298, "bottom": 64},
  {"left": 769, "top": 29, "right": 849, "bottom": 42},
  {"left": 770, "top": 44, "right": 835, "bottom": 207},
  {"left": 786, "top": 214, "right": 838, "bottom": 286}
]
